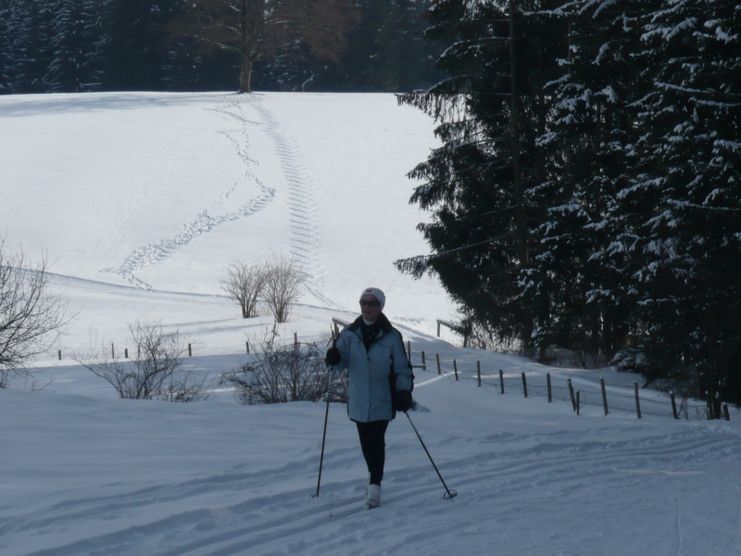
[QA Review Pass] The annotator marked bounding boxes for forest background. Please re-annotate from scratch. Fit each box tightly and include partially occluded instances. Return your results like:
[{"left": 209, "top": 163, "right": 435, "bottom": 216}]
[{"left": 0, "top": 0, "right": 442, "bottom": 93}]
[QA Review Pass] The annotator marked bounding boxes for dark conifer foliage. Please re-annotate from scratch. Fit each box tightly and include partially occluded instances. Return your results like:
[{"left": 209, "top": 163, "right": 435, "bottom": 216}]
[
  {"left": 0, "top": 0, "right": 442, "bottom": 93},
  {"left": 314, "top": 0, "right": 442, "bottom": 92},
  {"left": 397, "top": 0, "right": 565, "bottom": 352},
  {"left": 3, "top": 0, "right": 55, "bottom": 93},
  {"left": 105, "top": 1, "right": 187, "bottom": 91},
  {"left": 400, "top": 0, "right": 740, "bottom": 404},
  {"left": 528, "top": 0, "right": 645, "bottom": 358},
  {"left": 45, "top": 0, "right": 109, "bottom": 92},
  {"left": 0, "top": 2, "right": 10, "bottom": 92},
  {"left": 622, "top": 0, "right": 741, "bottom": 402}
]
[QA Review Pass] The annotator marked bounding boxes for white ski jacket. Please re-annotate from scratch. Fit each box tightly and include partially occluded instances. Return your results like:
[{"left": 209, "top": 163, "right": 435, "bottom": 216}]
[{"left": 331, "top": 314, "right": 413, "bottom": 422}]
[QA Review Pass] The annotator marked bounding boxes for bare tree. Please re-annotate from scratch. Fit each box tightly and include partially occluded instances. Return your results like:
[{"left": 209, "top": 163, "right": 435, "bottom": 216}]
[
  {"left": 262, "top": 256, "right": 303, "bottom": 323},
  {"left": 222, "top": 261, "right": 266, "bottom": 318},
  {"left": 80, "top": 321, "right": 207, "bottom": 402},
  {"left": 0, "top": 239, "right": 67, "bottom": 387},
  {"left": 179, "top": 0, "right": 358, "bottom": 92}
]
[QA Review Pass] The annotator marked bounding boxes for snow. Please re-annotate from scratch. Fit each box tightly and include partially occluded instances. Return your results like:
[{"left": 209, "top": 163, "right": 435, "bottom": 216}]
[
  {"left": 1, "top": 91, "right": 740, "bottom": 556},
  {"left": 0, "top": 91, "right": 453, "bottom": 344},
  {"left": 2, "top": 356, "right": 740, "bottom": 556}
]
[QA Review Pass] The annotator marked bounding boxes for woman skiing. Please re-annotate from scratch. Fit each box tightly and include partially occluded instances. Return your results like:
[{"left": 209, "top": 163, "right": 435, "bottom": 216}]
[{"left": 325, "top": 287, "right": 414, "bottom": 509}]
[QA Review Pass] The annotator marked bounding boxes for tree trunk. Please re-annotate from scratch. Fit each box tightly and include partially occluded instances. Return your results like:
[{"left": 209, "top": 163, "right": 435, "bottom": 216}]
[
  {"left": 509, "top": 0, "right": 533, "bottom": 351},
  {"left": 239, "top": 55, "right": 252, "bottom": 93},
  {"left": 509, "top": 0, "right": 527, "bottom": 267}
]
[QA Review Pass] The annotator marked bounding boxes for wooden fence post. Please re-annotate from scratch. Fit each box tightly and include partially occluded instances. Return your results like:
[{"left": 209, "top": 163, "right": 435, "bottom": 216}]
[
  {"left": 436, "top": 353, "right": 441, "bottom": 375},
  {"left": 704, "top": 390, "right": 711, "bottom": 419},
  {"left": 705, "top": 390, "right": 714, "bottom": 419},
  {"left": 576, "top": 391, "right": 581, "bottom": 415},
  {"left": 521, "top": 371, "right": 528, "bottom": 398},
  {"left": 600, "top": 377, "right": 608, "bottom": 417},
  {"left": 568, "top": 379, "right": 576, "bottom": 412},
  {"left": 188, "top": 343, "right": 192, "bottom": 357},
  {"left": 546, "top": 373, "right": 552, "bottom": 402},
  {"left": 670, "top": 391, "right": 678, "bottom": 419},
  {"left": 634, "top": 382, "right": 642, "bottom": 419},
  {"left": 124, "top": 348, "right": 129, "bottom": 359},
  {"left": 421, "top": 351, "right": 426, "bottom": 371},
  {"left": 111, "top": 343, "right": 115, "bottom": 359},
  {"left": 246, "top": 340, "right": 250, "bottom": 354},
  {"left": 499, "top": 369, "right": 504, "bottom": 394},
  {"left": 436, "top": 321, "right": 441, "bottom": 337},
  {"left": 294, "top": 332, "right": 298, "bottom": 348},
  {"left": 58, "top": 349, "right": 62, "bottom": 361},
  {"left": 713, "top": 391, "right": 722, "bottom": 420},
  {"left": 477, "top": 361, "right": 481, "bottom": 387},
  {"left": 453, "top": 359, "right": 459, "bottom": 381},
  {"left": 723, "top": 404, "right": 730, "bottom": 421}
]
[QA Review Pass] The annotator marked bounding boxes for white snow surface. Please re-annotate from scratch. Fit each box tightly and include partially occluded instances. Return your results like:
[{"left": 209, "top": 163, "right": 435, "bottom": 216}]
[{"left": 1, "top": 92, "right": 740, "bottom": 556}]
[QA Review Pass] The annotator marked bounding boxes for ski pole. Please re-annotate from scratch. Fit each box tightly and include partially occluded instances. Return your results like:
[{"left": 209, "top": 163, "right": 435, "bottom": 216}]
[
  {"left": 404, "top": 411, "right": 457, "bottom": 499},
  {"left": 315, "top": 329, "right": 339, "bottom": 498},
  {"left": 315, "top": 390, "right": 331, "bottom": 497}
]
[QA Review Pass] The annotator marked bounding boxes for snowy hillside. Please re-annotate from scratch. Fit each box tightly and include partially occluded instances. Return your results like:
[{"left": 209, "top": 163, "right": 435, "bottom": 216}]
[
  {"left": 0, "top": 91, "right": 453, "bottom": 355},
  {"left": 1, "top": 92, "right": 740, "bottom": 556}
]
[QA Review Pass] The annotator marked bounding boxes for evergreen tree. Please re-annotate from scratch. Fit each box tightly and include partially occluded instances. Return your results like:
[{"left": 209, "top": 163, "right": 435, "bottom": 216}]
[
  {"left": 291, "top": 0, "right": 443, "bottom": 92},
  {"left": 624, "top": 0, "right": 741, "bottom": 402},
  {"left": 5, "top": 0, "right": 54, "bottom": 93},
  {"left": 0, "top": 0, "right": 445, "bottom": 93},
  {"left": 160, "top": 1, "right": 210, "bottom": 90},
  {"left": 105, "top": 0, "right": 177, "bottom": 91},
  {"left": 161, "top": 35, "right": 207, "bottom": 90},
  {"left": 0, "top": 1, "right": 11, "bottom": 92},
  {"left": 527, "top": 0, "right": 645, "bottom": 358},
  {"left": 45, "top": 0, "right": 109, "bottom": 92},
  {"left": 397, "top": 0, "right": 565, "bottom": 351}
]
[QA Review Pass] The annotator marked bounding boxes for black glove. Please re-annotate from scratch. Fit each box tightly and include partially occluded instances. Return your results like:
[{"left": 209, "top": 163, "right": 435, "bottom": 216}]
[
  {"left": 325, "top": 347, "right": 341, "bottom": 366},
  {"left": 394, "top": 390, "right": 413, "bottom": 412}
]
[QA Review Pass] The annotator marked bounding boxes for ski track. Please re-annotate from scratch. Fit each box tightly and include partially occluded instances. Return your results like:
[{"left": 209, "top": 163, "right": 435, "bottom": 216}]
[
  {"left": 8, "top": 425, "right": 738, "bottom": 556},
  {"left": 99, "top": 95, "right": 338, "bottom": 308},
  {"left": 100, "top": 97, "right": 275, "bottom": 289},
  {"left": 249, "top": 97, "right": 337, "bottom": 309},
  {"left": 674, "top": 496, "right": 684, "bottom": 556}
]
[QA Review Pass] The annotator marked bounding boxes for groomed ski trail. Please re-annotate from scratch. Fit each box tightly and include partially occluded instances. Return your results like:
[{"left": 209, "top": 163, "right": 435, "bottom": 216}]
[
  {"left": 6, "top": 405, "right": 738, "bottom": 556},
  {"left": 250, "top": 96, "right": 337, "bottom": 309}
]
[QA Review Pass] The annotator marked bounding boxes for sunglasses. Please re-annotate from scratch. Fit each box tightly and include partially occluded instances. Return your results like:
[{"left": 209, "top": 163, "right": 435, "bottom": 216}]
[{"left": 359, "top": 299, "right": 380, "bottom": 307}]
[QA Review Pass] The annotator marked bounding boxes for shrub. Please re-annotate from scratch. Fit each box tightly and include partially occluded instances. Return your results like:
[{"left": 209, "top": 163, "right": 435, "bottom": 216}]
[
  {"left": 262, "top": 256, "right": 303, "bottom": 323},
  {"left": 223, "top": 336, "right": 345, "bottom": 404},
  {"left": 81, "top": 321, "right": 207, "bottom": 402},
  {"left": 222, "top": 262, "right": 266, "bottom": 318}
]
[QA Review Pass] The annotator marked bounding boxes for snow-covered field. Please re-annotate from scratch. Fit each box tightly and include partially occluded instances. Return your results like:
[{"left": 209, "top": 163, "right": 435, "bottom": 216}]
[
  {"left": 1, "top": 91, "right": 453, "bottom": 349},
  {"left": 1, "top": 92, "right": 739, "bottom": 555}
]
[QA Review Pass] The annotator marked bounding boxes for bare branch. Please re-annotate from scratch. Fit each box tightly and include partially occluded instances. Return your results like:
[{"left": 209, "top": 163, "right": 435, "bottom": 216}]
[
  {"left": 222, "top": 262, "right": 266, "bottom": 318},
  {"left": 261, "top": 256, "right": 303, "bottom": 323},
  {"left": 79, "top": 321, "right": 207, "bottom": 402},
  {"left": 0, "top": 239, "right": 69, "bottom": 387}
]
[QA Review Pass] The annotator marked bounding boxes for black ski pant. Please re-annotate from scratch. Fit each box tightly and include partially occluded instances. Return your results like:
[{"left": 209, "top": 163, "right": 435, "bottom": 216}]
[{"left": 355, "top": 420, "right": 389, "bottom": 485}]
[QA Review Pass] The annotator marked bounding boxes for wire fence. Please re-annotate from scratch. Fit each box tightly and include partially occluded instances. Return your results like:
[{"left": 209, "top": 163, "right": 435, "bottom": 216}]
[
  {"left": 49, "top": 322, "right": 729, "bottom": 421},
  {"left": 51, "top": 329, "right": 332, "bottom": 363},
  {"left": 409, "top": 347, "right": 727, "bottom": 422}
]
